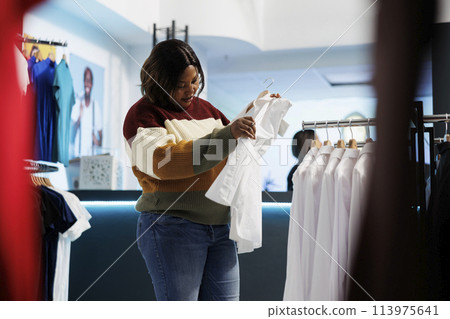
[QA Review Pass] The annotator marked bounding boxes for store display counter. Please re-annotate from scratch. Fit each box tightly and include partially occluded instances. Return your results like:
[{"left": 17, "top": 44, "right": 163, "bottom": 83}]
[{"left": 69, "top": 191, "right": 292, "bottom": 301}]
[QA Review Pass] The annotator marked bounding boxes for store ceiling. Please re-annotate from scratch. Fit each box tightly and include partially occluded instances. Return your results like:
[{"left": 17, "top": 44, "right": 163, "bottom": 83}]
[
  {"left": 207, "top": 62, "right": 432, "bottom": 103},
  {"left": 41, "top": 0, "right": 152, "bottom": 46},
  {"left": 37, "top": 0, "right": 433, "bottom": 103}
]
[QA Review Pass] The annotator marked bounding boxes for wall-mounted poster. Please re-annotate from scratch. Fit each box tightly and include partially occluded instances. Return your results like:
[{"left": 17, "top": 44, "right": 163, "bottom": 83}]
[{"left": 69, "top": 54, "right": 105, "bottom": 159}]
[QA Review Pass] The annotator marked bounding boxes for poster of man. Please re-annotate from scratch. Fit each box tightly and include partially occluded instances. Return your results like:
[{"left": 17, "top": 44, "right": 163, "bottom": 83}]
[{"left": 69, "top": 54, "right": 105, "bottom": 159}]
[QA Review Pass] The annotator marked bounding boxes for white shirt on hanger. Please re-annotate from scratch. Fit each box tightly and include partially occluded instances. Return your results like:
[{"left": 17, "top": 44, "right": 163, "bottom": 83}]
[
  {"left": 300, "top": 144, "right": 334, "bottom": 300},
  {"left": 347, "top": 142, "right": 376, "bottom": 277},
  {"left": 283, "top": 147, "right": 319, "bottom": 301},
  {"left": 310, "top": 147, "right": 346, "bottom": 300},
  {"left": 51, "top": 188, "right": 91, "bottom": 301},
  {"left": 205, "top": 91, "right": 292, "bottom": 253},
  {"left": 329, "top": 148, "right": 359, "bottom": 301}
]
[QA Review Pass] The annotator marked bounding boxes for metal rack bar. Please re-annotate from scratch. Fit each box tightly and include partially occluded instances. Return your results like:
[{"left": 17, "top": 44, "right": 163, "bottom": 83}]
[
  {"left": 171, "top": 20, "right": 176, "bottom": 39},
  {"left": 331, "top": 142, "right": 367, "bottom": 148},
  {"left": 302, "top": 118, "right": 376, "bottom": 129},
  {"left": 426, "top": 127, "right": 435, "bottom": 207},
  {"left": 153, "top": 23, "right": 157, "bottom": 47},
  {"left": 302, "top": 113, "right": 450, "bottom": 130},
  {"left": 152, "top": 21, "right": 189, "bottom": 47},
  {"left": 17, "top": 34, "right": 67, "bottom": 47},
  {"left": 24, "top": 160, "right": 58, "bottom": 173},
  {"left": 423, "top": 114, "right": 450, "bottom": 123},
  {"left": 416, "top": 102, "right": 426, "bottom": 216}
]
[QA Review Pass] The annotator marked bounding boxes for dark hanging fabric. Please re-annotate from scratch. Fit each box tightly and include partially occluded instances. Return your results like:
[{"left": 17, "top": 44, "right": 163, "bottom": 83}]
[
  {"left": 31, "top": 57, "right": 57, "bottom": 162},
  {"left": 428, "top": 142, "right": 450, "bottom": 299},
  {"left": 39, "top": 186, "right": 77, "bottom": 301},
  {"left": 348, "top": 0, "right": 436, "bottom": 301}
]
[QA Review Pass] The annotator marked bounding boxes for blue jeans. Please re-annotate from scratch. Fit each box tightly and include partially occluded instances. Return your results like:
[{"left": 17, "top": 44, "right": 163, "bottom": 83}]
[{"left": 136, "top": 212, "right": 240, "bottom": 301}]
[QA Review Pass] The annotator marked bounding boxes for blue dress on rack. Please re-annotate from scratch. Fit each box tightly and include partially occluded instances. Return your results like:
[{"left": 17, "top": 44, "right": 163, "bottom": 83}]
[{"left": 31, "top": 58, "right": 56, "bottom": 162}]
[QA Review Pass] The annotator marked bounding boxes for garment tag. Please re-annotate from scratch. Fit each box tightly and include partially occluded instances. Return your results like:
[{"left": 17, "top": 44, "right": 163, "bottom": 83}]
[{"left": 278, "top": 119, "right": 289, "bottom": 137}]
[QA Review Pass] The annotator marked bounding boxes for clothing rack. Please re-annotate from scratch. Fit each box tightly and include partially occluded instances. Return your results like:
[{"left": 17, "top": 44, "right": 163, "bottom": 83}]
[
  {"left": 411, "top": 101, "right": 427, "bottom": 216},
  {"left": 410, "top": 102, "right": 450, "bottom": 216},
  {"left": 301, "top": 108, "right": 426, "bottom": 215},
  {"left": 302, "top": 118, "right": 376, "bottom": 129},
  {"left": 422, "top": 113, "right": 450, "bottom": 176},
  {"left": 17, "top": 34, "right": 68, "bottom": 47},
  {"left": 300, "top": 106, "right": 448, "bottom": 217},
  {"left": 153, "top": 20, "right": 188, "bottom": 47},
  {"left": 24, "top": 160, "right": 59, "bottom": 173},
  {"left": 423, "top": 114, "right": 450, "bottom": 123},
  {"left": 303, "top": 117, "right": 374, "bottom": 149}
]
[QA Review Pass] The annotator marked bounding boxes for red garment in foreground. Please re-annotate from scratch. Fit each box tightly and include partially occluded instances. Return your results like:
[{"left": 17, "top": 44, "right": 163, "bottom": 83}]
[{"left": 0, "top": 0, "right": 45, "bottom": 301}]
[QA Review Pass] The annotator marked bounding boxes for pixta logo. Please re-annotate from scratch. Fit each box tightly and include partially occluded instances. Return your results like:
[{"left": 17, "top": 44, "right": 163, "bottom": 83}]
[
  {"left": 126, "top": 135, "right": 315, "bottom": 170},
  {"left": 128, "top": 130, "right": 173, "bottom": 171}
]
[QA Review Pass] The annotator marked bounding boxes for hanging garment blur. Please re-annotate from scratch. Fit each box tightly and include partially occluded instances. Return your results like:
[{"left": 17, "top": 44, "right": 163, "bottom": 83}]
[
  {"left": 18, "top": 35, "right": 74, "bottom": 165},
  {"left": 206, "top": 91, "right": 292, "bottom": 254},
  {"left": 283, "top": 147, "right": 319, "bottom": 301},
  {"left": 310, "top": 147, "right": 346, "bottom": 300},
  {"left": 284, "top": 117, "right": 376, "bottom": 301},
  {"left": 420, "top": 111, "right": 450, "bottom": 300},
  {"left": 26, "top": 160, "right": 91, "bottom": 301}
]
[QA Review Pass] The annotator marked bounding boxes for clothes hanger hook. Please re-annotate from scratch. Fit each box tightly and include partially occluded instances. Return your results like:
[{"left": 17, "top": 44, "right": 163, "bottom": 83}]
[
  {"left": 326, "top": 121, "right": 329, "bottom": 141},
  {"left": 446, "top": 113, "right": 448, "bottom": 135},
  {"left": 337, "top": 120, "right": 342, "bottom": 139},
  {"left": 263, "top": 77, "right": 274, "bottom": 89},
  {"left": 349, "top": 119, "right": 354, "bottom": 140},
  {"left": 367, "top": 118, "right": 371, "bottom": 139}
]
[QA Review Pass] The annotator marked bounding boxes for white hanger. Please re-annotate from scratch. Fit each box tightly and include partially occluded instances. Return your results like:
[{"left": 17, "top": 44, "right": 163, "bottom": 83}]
[
  {"left": 348, "top": 119, "right": 357, "bottom": 149},
  {"left": 337, "top": 120, "right": 345, "bottom": 148}
]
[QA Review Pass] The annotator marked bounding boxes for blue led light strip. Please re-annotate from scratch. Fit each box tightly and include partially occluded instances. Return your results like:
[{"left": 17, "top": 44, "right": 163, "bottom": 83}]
[{"left": 81, "top": 201, "right": 291, "bottom": 208}]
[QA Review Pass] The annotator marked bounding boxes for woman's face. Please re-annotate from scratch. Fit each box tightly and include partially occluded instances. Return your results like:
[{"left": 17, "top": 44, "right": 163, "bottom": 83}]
[
  {"left": 84, "top": 70, "right": 93, "bottom": 97},
  {"left": 172, "top": 65, "right": 199, "bottom": 108}
]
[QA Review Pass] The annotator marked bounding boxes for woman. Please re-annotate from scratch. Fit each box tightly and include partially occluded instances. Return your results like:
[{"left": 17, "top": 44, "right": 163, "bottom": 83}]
[
  {"left": 287, "top": 129, "right": 315, "bottom": 191},
  {"left": 123, "top": 39, "right": 257, "bottom": 301}
]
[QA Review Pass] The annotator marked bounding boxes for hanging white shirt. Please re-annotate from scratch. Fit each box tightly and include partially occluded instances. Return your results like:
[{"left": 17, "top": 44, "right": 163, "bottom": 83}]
[
  {"left": 329, "top": 148, "right": 359, "bottom": 301},
  {"left": 51, "top": 188, "right": 91, "bottom": 301},
  {"left": 310, "top": 147, "right": 346, "bottom": 300},
  {"left": 283, "top": 147, "right": 319, "bottom": 301},
  {"left": 71, "top": 95, "right": 102, "bottom": 158},
  {"left": 347, "top": 142, "right": 375, "bottom": 278},
  {"left": 300, "top": 144, "right": 334, "bottom": 300},
  {"left": 310, "top": 148, "right": 345, "bottom": 300},
  {"left": 206, "top": 91, "right": 292, "bottom": 253}
]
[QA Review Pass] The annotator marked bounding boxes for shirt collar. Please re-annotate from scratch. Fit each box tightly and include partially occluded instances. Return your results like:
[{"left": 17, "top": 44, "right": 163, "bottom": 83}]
[
  {"left": 359, "top": 142, "right": 376, "bottom": 158},
  {"left": 342, "top": 148, "right": 360, "bottom": 159},
  {"left": 330, "top": 148, "right": 346, "bottom": 159},
  {"left": 318, "top": 144, "right": 334, "bottom": 156}
]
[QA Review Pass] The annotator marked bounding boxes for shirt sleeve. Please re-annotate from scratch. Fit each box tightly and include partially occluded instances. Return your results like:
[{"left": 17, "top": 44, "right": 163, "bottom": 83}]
[
  {"left": 129, "top": 125, "right": 236, "bottom": 180},
  {"left": 94, "top": 100, "right": 102, "bottom": 132},
  {"left": 71, "top": 99, "right": 80, "bottom": 122}
]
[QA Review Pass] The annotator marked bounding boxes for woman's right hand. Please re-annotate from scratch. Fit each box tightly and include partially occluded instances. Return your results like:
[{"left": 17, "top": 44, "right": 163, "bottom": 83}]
[{"left": 230, "top": 116, "right": 256, "bottom": 139}]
